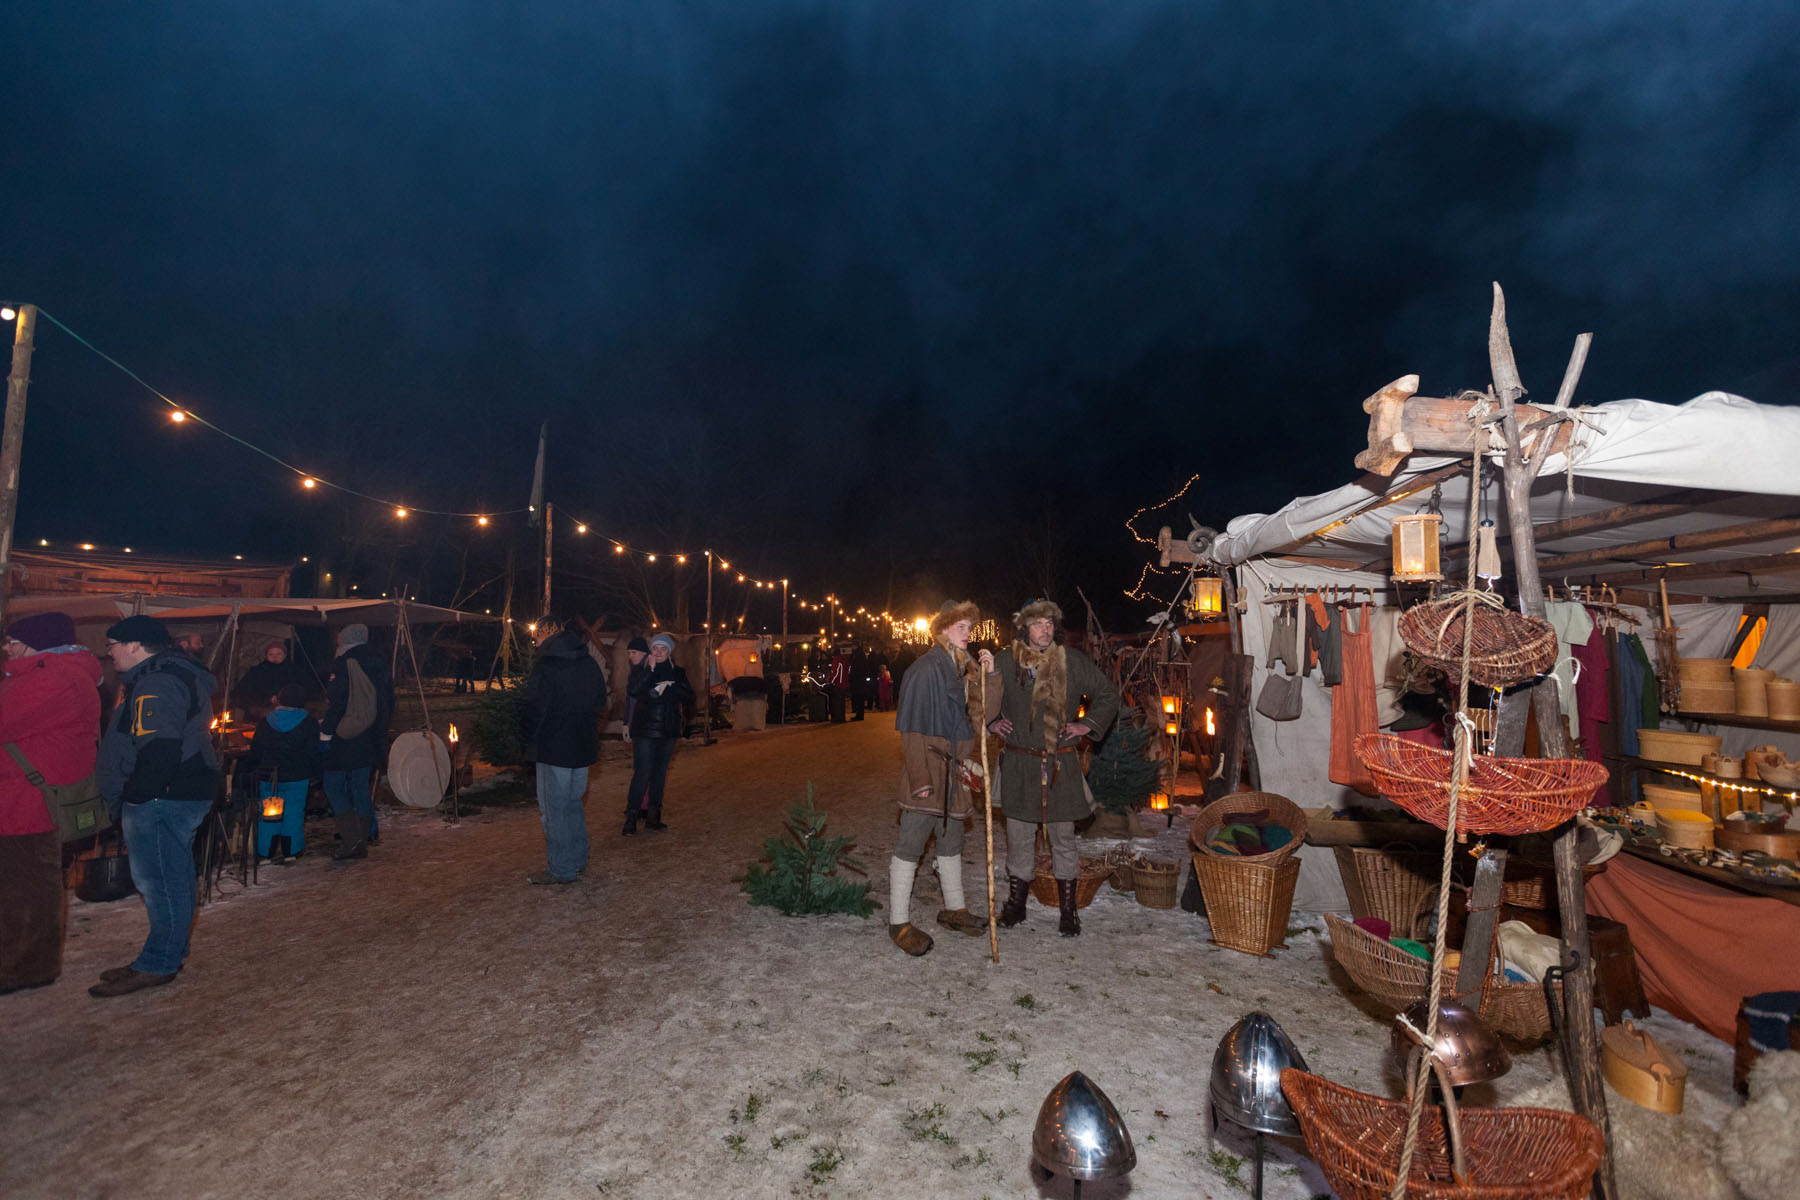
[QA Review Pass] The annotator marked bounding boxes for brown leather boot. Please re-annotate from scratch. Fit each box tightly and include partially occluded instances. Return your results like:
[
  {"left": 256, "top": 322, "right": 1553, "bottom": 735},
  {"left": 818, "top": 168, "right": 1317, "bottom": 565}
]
[
  {"left": 1056, "top": 878, "right": 1081, "bottom": 937},
  {"left": 998, "top": 875, "right": 1031, "bottom": 927}
]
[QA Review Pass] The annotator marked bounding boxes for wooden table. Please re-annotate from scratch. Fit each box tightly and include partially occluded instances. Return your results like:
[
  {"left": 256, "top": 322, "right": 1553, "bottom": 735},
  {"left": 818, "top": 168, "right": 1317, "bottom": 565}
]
[{"left": 1620, "top": 841, "right": 1800, "bottom": 907}]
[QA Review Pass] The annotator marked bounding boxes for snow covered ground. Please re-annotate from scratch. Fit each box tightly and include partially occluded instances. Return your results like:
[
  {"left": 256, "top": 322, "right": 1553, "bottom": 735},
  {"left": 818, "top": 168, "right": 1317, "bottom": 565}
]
[{"left": 2, "top": 714, "right": 1735, "bottom": 1198}]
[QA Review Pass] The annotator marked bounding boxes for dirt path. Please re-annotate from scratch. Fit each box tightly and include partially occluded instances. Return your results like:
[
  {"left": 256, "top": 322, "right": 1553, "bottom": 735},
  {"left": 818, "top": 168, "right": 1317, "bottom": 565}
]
[{"left": 2, "top": 714, "right": 1733, "bottom": 1199}]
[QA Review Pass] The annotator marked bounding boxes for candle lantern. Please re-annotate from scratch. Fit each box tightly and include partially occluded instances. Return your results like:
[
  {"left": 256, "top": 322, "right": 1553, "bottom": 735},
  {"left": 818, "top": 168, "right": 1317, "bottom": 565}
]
[
  {"left": 1149, "top": 791, "right": 1170, "bottom": 812},
  {"left": 1390, "top": 512, "right": 1443, "bottom": 581},
  {"left": 1190, "top": 575, "right": 1224, "bottom": 617},
  {"left": 261, "top": 794, "right": 284, "bottom": 821},
  {"left": 1162, "top": 694, "right": 1181, "bottom": 716}
]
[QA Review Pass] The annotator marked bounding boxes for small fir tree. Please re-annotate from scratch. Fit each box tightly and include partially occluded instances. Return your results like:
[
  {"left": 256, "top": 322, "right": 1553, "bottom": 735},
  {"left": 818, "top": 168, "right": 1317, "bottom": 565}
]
[
  {"left": 1087, "top": 710, "right": 1161, "bottom": 814},
  {"left": 742, "top": 786, "right": 876, "bottom": 917}
]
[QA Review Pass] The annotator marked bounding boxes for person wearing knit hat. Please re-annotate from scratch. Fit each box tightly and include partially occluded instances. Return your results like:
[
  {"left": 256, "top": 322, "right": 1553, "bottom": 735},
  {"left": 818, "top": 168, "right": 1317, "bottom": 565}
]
[
  {"left": 89, "top": 614, "right": 221, "bottom": 996},
  {"left": 0, "top": 611, "right": 102, "bottom": 995},
  {"left": 988, "top": 598, "right": 1120, "bottom": 937},
  {"left": 623, "top": 632, "right": 693, "bottom": 834},
  {"left": 320, "top": 621, "right": 393, "bottom": 860},
  {"left": 885, "top": 601, "right": 1001, "bottom": 956}
]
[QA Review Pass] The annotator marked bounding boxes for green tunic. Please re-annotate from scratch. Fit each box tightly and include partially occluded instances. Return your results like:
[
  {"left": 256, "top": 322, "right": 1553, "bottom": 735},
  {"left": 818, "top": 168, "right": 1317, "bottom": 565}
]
[{"left": 992, "top": 644, "right": 1120, "bottom": 824}]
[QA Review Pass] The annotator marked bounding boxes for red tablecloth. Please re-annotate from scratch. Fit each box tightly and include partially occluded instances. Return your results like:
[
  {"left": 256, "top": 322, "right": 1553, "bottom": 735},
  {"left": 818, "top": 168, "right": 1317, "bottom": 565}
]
[{"left": 1585, "top": 852, "right": 1800, "bottom": 1040}]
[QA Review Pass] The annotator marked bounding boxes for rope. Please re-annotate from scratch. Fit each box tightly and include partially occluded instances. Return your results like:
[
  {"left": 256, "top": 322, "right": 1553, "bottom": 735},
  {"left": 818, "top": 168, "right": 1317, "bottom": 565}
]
[{"left": 1389, "top": 447, "right": 1485, "bottom": 1197}]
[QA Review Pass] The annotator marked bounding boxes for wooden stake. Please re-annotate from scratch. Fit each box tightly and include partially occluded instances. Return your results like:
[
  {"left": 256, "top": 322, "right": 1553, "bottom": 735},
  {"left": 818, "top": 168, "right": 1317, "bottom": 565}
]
[
  {"left": 980, "top": 669, "right": 998, "bottom": 964},
  {"left": 0, "top": 305, "right": 38, "bottom": 628}
]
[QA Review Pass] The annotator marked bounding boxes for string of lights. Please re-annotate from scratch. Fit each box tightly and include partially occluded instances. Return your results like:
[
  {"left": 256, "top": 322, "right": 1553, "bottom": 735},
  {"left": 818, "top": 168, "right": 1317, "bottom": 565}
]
[
  {"left": 1646, "top": 765, "right": 1800, "bottom": 801},
  {"left": 1122, "top": 471, "right": 1202, "bottom": 546}
]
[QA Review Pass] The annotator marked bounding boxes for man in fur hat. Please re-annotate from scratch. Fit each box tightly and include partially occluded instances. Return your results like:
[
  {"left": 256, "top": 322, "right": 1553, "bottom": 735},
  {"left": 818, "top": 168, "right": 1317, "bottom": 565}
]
[
  {"left": 990, "top": 599, "right": 1119, "bottom": 936},
  {"left": 887, "top": 601, "right": 1000, "bottom": 956}
]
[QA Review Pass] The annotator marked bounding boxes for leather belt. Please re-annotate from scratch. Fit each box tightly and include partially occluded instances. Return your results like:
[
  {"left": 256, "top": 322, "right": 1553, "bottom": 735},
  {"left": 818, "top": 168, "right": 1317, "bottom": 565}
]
[{"left": 1003, "top": 742, "right": 1080, "bottom": 757}]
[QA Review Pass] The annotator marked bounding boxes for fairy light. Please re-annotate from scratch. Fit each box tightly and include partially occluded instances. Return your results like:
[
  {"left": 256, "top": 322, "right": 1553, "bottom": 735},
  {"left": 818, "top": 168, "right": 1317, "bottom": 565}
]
[
  {"left": 395, "top": 507, "right": 409, "bottom": 519},
  {"left": 477, "top": 516, "right": 489, "bottom": 526},
  {"left": 169, "top": 410, "right": 187, "bottom": 423},
  {"left": 1654, "top": 766, "right": 1799, "bottom": 799},
  {"left": 301, "top": 477, "right": 317, "bottom": 489},
  {"left": 576, "top": 524, "right": 587, "bottom": 534}
]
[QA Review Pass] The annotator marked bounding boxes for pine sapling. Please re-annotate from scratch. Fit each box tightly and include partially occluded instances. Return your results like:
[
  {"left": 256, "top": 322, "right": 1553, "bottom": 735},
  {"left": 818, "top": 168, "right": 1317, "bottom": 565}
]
[{"left": 742, "top": 785, "right": 876, "bottom": 917}]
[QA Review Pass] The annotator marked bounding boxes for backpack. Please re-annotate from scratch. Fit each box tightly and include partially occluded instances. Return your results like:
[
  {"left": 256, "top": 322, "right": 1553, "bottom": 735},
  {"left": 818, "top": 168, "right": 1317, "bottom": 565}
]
[
  {"left": 5, "top": 742, "right": 109, "bottom": 843},
  {"left": 336, "top": 656, "right": 379, "bottom": 739}
]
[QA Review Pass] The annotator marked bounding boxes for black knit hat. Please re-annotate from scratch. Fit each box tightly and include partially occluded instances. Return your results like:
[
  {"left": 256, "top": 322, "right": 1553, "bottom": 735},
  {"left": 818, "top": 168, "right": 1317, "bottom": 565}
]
[
  {"left": 104, "top": 614, "right": 174, "bottom": 651},
  {"left": 628, "top": 636, "right": 650, "bottom": 653}
]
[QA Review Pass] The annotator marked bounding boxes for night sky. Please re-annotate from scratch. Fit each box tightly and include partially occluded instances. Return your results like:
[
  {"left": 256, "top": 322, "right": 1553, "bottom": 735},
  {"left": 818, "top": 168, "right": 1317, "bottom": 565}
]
[{"left": 7, "top": 2, "right": 1799, "bottom": 630}]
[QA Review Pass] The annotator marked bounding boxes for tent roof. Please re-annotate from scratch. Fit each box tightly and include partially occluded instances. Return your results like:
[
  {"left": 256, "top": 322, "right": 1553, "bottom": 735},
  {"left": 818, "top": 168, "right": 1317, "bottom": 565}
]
[
  {"left": 4, "top": 594, "right": 495, "bottom": 626},
  {"left": 1208, "top": 393, "right": 1800, "bottom": 601}
]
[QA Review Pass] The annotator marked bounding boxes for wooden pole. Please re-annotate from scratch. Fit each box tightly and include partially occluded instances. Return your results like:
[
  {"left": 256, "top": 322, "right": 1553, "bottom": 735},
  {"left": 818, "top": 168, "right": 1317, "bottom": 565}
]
[
  {"left": 1485, "top": 283, "right": 1618, "bottom": 1200},
  {"left": 703, "top": 549, "right": 714, "bottom": 745},
  {"left": 0, "top": 305, "right": 39, "bottom": 628},
  {"left": 980, "top": 670, "right": 997, "bottom": 964},
  {"left": 542, "top": 502, "right": 553, "bottom": 621}
]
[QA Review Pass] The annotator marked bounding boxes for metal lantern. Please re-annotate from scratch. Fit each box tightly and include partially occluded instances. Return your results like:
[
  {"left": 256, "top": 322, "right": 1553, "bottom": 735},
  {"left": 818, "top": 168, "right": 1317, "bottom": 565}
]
[
  {"left": 1164, "top": 719, "right": 1180, "bottom": 737},
  {"left": 1162, "top": 694, "right": 1181, "bottom": 716},
  {"left": 260, "top": 794, "right": 284, "bottom": 821},
  {"left": 1190, "top": 575, "right": 1224, "bottom": 617},
  {"left": 1148, "top": 791, "right": 1171, "bottom": 812},
  {"left": 1210, "top": 1012, "right": 1309, "bottom": 1200},
  {"left": 1032, "top": 1072, "right": 1135, "bottom": 1195},
  {"left": 1391, "top": 512, "right": 1444, "bottom": 582}
]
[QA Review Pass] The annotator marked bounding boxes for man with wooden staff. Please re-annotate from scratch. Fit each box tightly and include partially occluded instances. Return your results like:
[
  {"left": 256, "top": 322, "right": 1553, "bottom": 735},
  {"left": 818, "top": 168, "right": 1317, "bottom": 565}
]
[
  {"left": 886, "top": 601, "right": 999, "bottom": 957},
  {"left": 990, "top": 598, "right": 1119, "bottom": 937}
]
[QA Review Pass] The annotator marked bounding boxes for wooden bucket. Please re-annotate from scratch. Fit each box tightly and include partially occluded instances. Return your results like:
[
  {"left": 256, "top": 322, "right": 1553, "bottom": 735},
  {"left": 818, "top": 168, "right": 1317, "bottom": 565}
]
[
  {"left": 1735, "top": 672, "right": 1771, "bottom": 717},
  {"left": 1767, "top": 680, "right": 1800, "bottom": 722},
  {"left": 1643, "top": 780, "right": 1704, "bottom": 814}
]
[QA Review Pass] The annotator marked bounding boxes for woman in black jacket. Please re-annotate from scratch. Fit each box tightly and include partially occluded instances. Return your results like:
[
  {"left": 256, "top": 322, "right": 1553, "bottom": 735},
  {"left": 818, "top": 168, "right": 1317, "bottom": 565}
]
[
  {"left": 623, "top": 633, "right": 693, "bottom": 835},
  {"left": 248, "top": 684, "right": 319, "bottom": 859}
]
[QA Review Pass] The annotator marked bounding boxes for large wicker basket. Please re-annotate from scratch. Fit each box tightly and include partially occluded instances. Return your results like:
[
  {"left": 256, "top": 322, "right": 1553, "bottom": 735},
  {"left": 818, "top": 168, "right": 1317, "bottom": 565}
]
[
  {"left": 1354, "top": 733, "right": 1609, "bottom": 837},
  {"left": 1189, "top": 791, "right": 1309, "bottom": 862},
  {"left": 1030, "top": 855, "right": 1110, "bottom": 908},
  {"left": 1133, "top": 856, "right": 1179, "bottom": 909},
  {"left": 1499, "top": 860, "right": 1606, "bottom": 910},
  {"left": 1336, "top": 845, "right": 1438, "bottom": 937},
  {"left": 1280, "top": 1069, "right": 1604, "bottom": 1200},
  {"left": 1193, "top": 853, "right": 1300, "bottom": 955},
  {"left": 1324, "top": 915, "right": 1553, "bottom": 1041},
  {"left": 1398, "top": 594, "right": 1559, "bottom": 690}
]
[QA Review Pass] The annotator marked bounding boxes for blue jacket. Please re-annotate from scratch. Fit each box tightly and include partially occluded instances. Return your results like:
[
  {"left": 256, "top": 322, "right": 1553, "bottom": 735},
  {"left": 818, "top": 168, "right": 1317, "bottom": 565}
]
[{"left": 97, "top": 651, "right": 221, "bottom": 813}]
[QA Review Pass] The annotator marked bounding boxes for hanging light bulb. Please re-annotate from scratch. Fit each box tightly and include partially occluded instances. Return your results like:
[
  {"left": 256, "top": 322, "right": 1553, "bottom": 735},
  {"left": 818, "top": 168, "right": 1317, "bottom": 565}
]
[
  {"left": 301, "top": 477, "right": 318, "bottom": 489},
  {"left": 169, "top": 410, "right": 188, "bottom": 423}
]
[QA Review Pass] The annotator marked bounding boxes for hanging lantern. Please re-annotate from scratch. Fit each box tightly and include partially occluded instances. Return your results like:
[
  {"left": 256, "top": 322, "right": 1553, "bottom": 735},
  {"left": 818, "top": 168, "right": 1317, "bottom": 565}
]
[
  {"left": 1390, "top": 512, "right": 1443, "bottom": 582},
  {"left": 1162, "top": 694, "right": 1181, "bottom": 716},
  {"left": 1205, "top": 707, "right": 1216, "bottom": 736},
  {"left": 1164, "top": 719, "right": 1180, "bottom": 737},
  {"left": 1190, "top": 576, "right": 1224, "bottom": 617},
  {"left": 261, "top": 794, "right": 284, "bottom": 821},
  {"left": 1149, "top": 791, "right": 1171, "bottom": 812}
]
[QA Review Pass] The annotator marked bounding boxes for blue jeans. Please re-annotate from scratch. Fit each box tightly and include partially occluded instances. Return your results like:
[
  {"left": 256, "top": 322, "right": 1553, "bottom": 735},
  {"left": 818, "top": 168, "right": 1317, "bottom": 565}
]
[
  {"left": 626, "top": 737, "right": 676, "bottom": 815},
  {"left": 121, "top": 798, "right": 210, "bottom": 976},
  {"left": 535, "top": 765, "right": 590, "bottom": 880},
  {"left": 323, "top": 767, "right": 374, "bottom": 837}
]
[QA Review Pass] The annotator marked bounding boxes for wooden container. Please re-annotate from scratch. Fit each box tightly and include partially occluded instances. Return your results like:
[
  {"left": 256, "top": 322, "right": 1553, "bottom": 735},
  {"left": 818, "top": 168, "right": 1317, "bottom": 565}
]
[
  {"left": 1714, "top": 756, "right": 1743, "bottom": 779},
  {"left": 1677, "top": 658, "right": 1733, "bottom": 683},
  {"left": 1642, "top": 780, "right": 1704, "bottom": 814},
  {"left": 1636, "top": 729, "right": 1722, "bottom": 765},
  {"left": 1678, "top": 681, "right": 1737, "bottom": 713},
  {"left": 1656, "top": 809, "right": 1716, "bottom": 850},
  {"left": 1716, "top": 826, "right": 1800, "bottom": 860},
  {"left": 1767, "top": 680, "right": 1800, "bottom": 721},
  {"left": 1601, "top": 1022, "right": 1687, "bottom": 1114},
  {"left": 1735, "top": 673, "right": 1770, "bottom": 717},
  {"left": 1132, "top": 857, "right": 1179, "bottom": 909}
]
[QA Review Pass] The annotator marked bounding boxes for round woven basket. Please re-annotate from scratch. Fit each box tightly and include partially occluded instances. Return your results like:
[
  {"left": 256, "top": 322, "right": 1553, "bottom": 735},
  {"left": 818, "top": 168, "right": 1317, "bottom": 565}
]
[
  {"left": 1397, "top": 594, "right": 1559, "bottom": 689},
  {"left": 1103, "top": 845, "right": 1136, "bottom": 892},
  {"left": 1498, "top": 860, "right": 1606, "bottom": 910},
  {"left": 1341, "top": 845, "right": 1438, "bottom": 937},
  {"left": 1280, "top": 1069, "right": 1604, "bottom": 1200},
  {"left": 1353, "top": 733, "right": 1608, "bottom": 837},
  {"left": 1189, "top": 791, "right": 1309, "bottom": 862},
  {"left": 1132, "top": 856, "right": 1179, "bottom": 908},
  {"left": 1324, "top": 915, "right": 1553, "bottom": 1041},
  {"left": 1029, "top": 855, "right": 1110, "bottom": 908}
]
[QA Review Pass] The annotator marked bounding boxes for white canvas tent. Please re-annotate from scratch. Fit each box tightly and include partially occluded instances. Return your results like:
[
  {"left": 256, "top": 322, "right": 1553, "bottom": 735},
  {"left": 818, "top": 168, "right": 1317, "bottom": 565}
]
[{"left": 1205, "top": 392, "right": 1800, "bottom": 911}]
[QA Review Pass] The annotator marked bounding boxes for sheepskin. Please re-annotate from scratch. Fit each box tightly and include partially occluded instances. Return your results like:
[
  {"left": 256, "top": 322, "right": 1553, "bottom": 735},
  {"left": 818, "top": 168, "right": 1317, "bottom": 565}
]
[
  {"left": 1721, "top": 1050, "right": 1800, "bottom": 1200},
  {"left": 1508, "top": 1072, "right": 1738, "bottom": 1200}
]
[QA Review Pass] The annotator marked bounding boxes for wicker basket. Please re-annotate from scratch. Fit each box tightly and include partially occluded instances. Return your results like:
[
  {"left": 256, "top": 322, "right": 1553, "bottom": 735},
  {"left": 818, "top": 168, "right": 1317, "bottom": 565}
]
[
  {"left": 1338, "top": 845, "right": 1438, "bottom": 937},
  {"left": 1397, "top": 594, "right": 1559, "bottom": 689},
  {"left": 1189, "top": 791, "right": 1309, "bottom": 862},
  {"left": 1280, "top": 1070, "right": 1605, "bottom": 1200},
  {"left": 1193, "top": 853, "right": 1300, "bottom": 955},
  {"left": 1133, "top": 856, "right": 1179, "bottom": 909},
  {"left": 1103, "top": 845, "right": 1136, "bottom": 892},
  {"left": 1324, "top": 915, "right": 1553, "bottom": 1041},
  {"left": 1498, "top": 860, "right": 1606, "bottom": 910},
  {"left": 1029, "top": 855, "right": 1110, "bottom": 908},
  {"left": 1354, "top": 733, "right": 1609, "bottom": 837}
]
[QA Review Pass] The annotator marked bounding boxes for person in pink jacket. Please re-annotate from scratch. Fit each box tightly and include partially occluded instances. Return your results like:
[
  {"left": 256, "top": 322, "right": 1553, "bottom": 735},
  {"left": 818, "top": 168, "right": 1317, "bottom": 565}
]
[{"left": 0, "top": 611, "right": 102, "bottom": 994}]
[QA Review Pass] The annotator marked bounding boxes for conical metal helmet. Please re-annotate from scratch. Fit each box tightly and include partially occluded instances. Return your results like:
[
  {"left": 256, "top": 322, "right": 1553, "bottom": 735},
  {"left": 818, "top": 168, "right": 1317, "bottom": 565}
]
[
  {"left": 1031, "top": 1072, "right": 1137, "bottom": 1181},
  {"left": 1210, "top": 1012, "right": 1310, "bottom": 1136},
  {"left": 1392, "top": 998, "right": 1510, "bottom": 1087}
]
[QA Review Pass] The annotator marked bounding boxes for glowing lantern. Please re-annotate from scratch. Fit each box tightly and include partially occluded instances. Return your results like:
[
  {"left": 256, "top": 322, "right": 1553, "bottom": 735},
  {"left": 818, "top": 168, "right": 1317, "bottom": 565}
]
[
  {"left": 1204, "top": 707, "right": 1216, "bottom": 736},
  {"left": 1162, "top": 694, "right": 1181, "bottom": 716},
  {"left": 1189, "top": 576, "right": 1224, "bottom": 616},
  {"left": 1390, "top": 513, "right": 1443, "bottom": 582},
  {"left": 1164, "top": 719, "right": 1179, "bottom": 737},
  {"left": 1149, "top": 792, "right": 1171, "bottom": 811},
  {"left": 261, "top": 794, "right": 284, "bottom": 820},
  {"left": 448, "top": 724, "right": 459, "bottom": 744}
]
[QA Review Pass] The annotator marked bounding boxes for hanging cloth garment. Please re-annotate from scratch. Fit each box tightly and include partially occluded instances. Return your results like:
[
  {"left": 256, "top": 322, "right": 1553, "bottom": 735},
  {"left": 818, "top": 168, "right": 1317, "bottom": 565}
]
[
  {"left": 1309, "top": 599, "right": 1343, "bottom": 687},
  {"left": 1367, "top": 604, "right": 1407, "bottom": 726},
  {"left": 1626, "top": 632, "right": 1661, "bottom": 730},
  {"left": 1573, "top": 617, "right": 1613, "bottom": 805},
  {"left": 1303, "top": 592, "right": 1328, "bottom": 676},
  {"left": 1544, "top": 600, "right": 1595, "bottom": 731},
  {"left": 1329, "top": 604, "right": 1380, "bottom": 794},
  {"left": 1615, "top": 629, "right": 1647, "bottom": 757},
  {"left": 1266, "top": 598, "right": 1301, "bottom": 676}
]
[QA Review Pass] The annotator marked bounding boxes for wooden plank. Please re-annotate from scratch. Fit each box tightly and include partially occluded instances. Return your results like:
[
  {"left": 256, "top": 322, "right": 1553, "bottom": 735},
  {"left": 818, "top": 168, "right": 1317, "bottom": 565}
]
[
  {"left": 1537, "top": 515, "right": 1800, "bottom": 573},
  {"left": 1581, "top": 551, "right": 1800, "bottom": 587},
  {"left": 1358, "top": 391, "right": 1574, "bottom": 476}
]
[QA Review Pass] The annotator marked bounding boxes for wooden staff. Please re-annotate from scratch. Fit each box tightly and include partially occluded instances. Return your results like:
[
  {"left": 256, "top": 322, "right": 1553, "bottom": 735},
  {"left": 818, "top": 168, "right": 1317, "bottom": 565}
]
[{"left": 980, "top": 669, "right": 998, "bottom": 964}]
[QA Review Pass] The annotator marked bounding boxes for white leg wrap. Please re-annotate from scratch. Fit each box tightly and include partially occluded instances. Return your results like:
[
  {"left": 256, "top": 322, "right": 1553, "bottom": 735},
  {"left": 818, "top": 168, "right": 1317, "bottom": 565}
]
[
  {"left": 888, "top": 857, "right": 916, "bottom": 926},
  {"left": 937, "top": 855, "right": 966, "bottom": 911}
]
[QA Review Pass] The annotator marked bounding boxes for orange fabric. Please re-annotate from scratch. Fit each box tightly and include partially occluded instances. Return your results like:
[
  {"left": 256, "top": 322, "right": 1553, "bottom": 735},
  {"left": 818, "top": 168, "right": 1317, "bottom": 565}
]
[
  {"left": 1304, "top": 592, "right": 1327, "bottom": 670},
  {"left": 1329, "top": 604, "right": 1378, "bottom": 794},
  {"left": 1585, "top": 852, "right": 1800, "bottom": 1041}
]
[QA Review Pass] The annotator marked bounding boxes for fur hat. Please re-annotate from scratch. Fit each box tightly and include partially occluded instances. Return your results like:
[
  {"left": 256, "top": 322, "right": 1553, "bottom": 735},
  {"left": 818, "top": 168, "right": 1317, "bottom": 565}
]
[
  {"left": 1012, "top": 598, "right": 1063, "bottom": 628},
  {"left": 7, "top": 611, "right": 78, "bottom": 651},
  {"left": 929, "top": 600, "right": 981, "bottom": 638}
]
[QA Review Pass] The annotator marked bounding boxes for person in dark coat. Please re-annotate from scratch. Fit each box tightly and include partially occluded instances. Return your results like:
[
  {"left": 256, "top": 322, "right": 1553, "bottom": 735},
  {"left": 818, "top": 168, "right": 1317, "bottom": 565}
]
[
  {"left": 233, "top": 641, "right": 305, "bottom": 720},
  {"left": 320, "top": 623, "right": 393, "bottom": 861},
  {"left": 623, "top": 633, "right": 692, "bottom": 835},
  {"left": 520, "top": 625, "right": 608, "bottom": 884},
  {"left": 245, "top": 683, "right": 319, "bottom": 860}
]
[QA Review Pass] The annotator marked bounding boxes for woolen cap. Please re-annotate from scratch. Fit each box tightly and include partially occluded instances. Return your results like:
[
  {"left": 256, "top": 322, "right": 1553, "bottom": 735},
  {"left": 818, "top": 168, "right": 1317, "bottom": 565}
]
[
  {"left": 649, "top": 633, "right": 678, "bottom": 656},
  {"left": 628, "top": 636, "right": 650, "bottom": 653},
  {"left": 6, "top": 611, "right": 78, "bottom": 651},
  {"left": 105, "top": 614, "right": 174, "bottom": 650}
]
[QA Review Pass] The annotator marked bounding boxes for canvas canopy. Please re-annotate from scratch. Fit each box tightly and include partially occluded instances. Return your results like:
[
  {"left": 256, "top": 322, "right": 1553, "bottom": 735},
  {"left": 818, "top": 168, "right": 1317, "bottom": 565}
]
[
  {"left": 1203, "top": 392, "right": 1800, "bottom": 912},
  {"left": 4, "top": 594, "right": 493, "bottom": 628}
]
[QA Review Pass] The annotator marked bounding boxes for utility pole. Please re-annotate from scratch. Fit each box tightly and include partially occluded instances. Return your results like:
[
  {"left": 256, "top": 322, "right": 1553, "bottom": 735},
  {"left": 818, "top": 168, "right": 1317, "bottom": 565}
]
[
  {"left": 781, "top": 579, "right": 788, "bottom": 642},
  {"left": 0, "top": 305, "right": 38, "bottom": 627},
  {"left": 542, "top": 502, "right": 553, "bottom": 620},
  {"left": 703, "top": 549, "right": 714, "bottom": 745}
]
